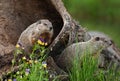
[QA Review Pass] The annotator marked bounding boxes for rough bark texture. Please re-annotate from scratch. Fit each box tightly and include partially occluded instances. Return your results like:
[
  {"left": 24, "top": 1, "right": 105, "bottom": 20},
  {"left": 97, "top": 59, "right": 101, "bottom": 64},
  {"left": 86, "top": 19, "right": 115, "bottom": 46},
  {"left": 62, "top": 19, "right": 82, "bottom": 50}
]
[{"left": 0, "top": 0, "right": 85, "bottom": 77}]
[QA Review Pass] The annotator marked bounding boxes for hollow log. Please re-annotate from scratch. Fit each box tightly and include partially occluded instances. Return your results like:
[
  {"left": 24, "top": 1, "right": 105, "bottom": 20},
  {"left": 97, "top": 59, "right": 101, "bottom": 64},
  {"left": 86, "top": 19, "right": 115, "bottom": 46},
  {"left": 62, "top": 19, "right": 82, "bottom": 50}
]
[{"left": 0, "top": 0, "right": 86, "bottom": 77}]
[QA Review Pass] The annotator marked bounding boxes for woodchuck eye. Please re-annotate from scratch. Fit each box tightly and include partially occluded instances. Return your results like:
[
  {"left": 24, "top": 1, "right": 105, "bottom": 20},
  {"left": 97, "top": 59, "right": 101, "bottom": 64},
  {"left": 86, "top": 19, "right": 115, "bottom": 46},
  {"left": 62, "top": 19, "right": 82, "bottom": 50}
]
[
  {"left": 43, "top": 23, "right": 47, "bottom": 26},
  {"left": 95, "top": 37, "right": 100, "bottom": 41},
  {"left": 49, "top": 26, "right": 53, "bottom": 31}
]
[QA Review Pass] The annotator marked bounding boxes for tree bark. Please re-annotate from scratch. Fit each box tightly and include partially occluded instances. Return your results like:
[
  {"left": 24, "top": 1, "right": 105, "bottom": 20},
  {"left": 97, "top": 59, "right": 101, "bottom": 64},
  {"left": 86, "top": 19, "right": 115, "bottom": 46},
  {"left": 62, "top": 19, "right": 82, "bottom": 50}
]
[{"left": 0, "top": 0, "right": 85, "bottom": 77}]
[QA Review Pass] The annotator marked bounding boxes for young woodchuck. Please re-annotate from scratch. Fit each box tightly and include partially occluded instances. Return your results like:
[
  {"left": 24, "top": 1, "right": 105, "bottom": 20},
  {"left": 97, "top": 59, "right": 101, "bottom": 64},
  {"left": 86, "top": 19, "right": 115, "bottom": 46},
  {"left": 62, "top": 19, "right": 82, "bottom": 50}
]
[
  {"left": 16, "top": 19, "right": 54, "bottom": 54},
  {"left": 56, "top": 37, "right": 112, "bottom": 71}
]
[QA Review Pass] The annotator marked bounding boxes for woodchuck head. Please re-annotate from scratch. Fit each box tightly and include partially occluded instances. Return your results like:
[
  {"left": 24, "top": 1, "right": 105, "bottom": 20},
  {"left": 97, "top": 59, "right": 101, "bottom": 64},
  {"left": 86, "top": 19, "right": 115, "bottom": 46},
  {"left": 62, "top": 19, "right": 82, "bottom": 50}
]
[
  {"left": 32, "top": 19, "right": 54, "bottom": 45},
  {"left": 92, "top": 37, "right": 112, "bottom": 50}
]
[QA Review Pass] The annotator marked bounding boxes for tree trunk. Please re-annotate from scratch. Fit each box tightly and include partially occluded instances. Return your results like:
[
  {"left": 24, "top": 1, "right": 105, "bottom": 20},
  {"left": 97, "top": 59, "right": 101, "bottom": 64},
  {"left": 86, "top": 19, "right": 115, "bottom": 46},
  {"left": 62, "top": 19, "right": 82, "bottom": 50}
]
[{"left": 0, "top": 0, "right": 85, "bottom": 77}]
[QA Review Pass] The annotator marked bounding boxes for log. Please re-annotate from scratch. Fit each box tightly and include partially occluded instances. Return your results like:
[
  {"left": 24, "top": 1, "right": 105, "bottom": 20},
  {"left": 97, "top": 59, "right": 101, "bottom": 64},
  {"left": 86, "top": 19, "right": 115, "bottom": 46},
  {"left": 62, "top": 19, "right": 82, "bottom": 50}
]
[{"left": 0, "top": 0, "right": 86, "bottom": 77}]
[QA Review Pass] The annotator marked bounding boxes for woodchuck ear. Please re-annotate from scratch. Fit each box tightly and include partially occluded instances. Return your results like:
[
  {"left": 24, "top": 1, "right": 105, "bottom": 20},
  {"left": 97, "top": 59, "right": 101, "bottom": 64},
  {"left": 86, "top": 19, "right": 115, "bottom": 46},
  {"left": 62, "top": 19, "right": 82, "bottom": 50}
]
[
  {"left": 36, "top": 20, "right": 41, "bottom": 24},
  {"left": 110, "top": 40, "right": 114, "bottom": 44},
  {"left": 95, "top": 37, "right": 100, "bottom": 41}
]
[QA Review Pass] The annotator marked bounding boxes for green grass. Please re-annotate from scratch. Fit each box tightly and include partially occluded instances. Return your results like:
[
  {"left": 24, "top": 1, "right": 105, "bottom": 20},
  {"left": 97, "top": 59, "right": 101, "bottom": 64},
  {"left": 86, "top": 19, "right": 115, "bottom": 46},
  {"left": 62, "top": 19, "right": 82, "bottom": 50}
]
[
  {"left": 69, "top": 49, "right": 105, "bottom": 81},
  {"left": 69, "top": 51, "right": 120, "bottom": 81},
  {"left": 4, "top": 44, "right": 49, "bottom": 81},
  {"left": 2, "top": 42, "right": 120, "bottom": 81},
  {"left": 14, "top": 59, "right": 49, "bottom": 81}
]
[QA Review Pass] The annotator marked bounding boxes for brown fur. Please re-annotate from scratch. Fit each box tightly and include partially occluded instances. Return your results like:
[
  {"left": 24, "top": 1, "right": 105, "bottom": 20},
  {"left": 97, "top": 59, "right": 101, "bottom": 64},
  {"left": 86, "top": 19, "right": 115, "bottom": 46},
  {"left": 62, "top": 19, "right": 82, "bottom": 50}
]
[
  {"left": 56, "top": 37, "right": 111, "bottom": 71},
  {"left": 16, "top": 19, "right": 53, "bottom": 53}
]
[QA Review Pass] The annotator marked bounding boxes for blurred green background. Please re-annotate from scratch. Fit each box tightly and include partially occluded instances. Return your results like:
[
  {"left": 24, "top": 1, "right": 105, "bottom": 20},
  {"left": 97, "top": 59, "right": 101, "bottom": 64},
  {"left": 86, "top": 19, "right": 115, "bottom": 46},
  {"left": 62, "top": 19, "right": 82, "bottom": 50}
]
[{"left": 63, "top": 0, "right": 120, "bottom": 47}]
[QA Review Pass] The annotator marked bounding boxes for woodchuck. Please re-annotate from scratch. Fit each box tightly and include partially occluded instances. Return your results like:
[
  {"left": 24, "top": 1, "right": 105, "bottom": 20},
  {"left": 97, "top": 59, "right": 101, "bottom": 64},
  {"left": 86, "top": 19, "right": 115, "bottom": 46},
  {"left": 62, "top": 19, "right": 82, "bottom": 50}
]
[
  {"left": 56, "top": 36, "right": 112, "bottom": 71},
  {"left": 16, "top": 19, "right": 54, "bottom": 54}
]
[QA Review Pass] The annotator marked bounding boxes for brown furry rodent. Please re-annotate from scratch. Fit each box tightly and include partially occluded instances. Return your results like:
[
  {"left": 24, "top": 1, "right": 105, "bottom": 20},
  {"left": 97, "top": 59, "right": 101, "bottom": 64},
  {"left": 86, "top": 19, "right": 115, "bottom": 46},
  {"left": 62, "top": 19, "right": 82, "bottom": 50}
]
[
  {"left": 16, "top": 19, "right": 53, "bottom": 53},
  {"left": 56, "top": 37, "right": 112, "bottom": 71}
]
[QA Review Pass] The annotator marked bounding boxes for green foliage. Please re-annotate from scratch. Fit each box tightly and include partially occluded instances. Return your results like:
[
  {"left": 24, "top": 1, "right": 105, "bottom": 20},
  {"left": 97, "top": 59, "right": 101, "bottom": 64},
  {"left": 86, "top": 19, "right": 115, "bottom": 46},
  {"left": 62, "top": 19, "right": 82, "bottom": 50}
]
[
  {"left": 3, "top": 41, "right": 120, "bottom": 81},
  {"left": 69, "top": 51, "right": 104, "bottom": 81},
  {"left": 5, "top": 44, "right": 49, "bottom": 81},
  {"left": 63, "top": 0, "right": 120, "bottom": 47},
  {"left": 63, "top": 0, "right": 120, "bottom": 24},
  {"left": 69, "top": 52, "right": 120, "bottom": 81}
]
